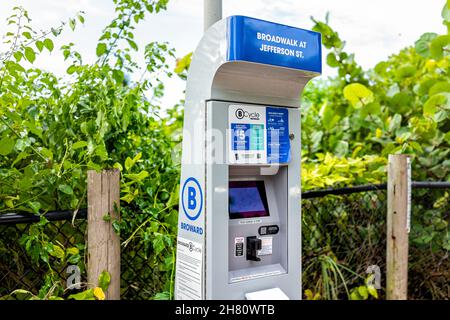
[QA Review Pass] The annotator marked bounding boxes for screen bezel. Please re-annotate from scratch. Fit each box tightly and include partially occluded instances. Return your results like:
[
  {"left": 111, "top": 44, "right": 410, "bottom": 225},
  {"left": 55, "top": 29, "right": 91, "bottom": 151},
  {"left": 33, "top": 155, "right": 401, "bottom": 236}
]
[{"left": 228, "top": 180, "right": 270, "bottom": 219}]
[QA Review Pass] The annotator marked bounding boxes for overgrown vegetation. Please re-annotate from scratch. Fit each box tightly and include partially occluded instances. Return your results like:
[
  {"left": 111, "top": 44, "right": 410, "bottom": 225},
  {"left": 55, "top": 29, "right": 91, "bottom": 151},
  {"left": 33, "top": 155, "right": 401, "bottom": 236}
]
[
  {"left": 0, "top": 1, "right": 179, "bottom": 299},
  {"left": 0, "top": 0, "right": 449, "bottom": 300}
]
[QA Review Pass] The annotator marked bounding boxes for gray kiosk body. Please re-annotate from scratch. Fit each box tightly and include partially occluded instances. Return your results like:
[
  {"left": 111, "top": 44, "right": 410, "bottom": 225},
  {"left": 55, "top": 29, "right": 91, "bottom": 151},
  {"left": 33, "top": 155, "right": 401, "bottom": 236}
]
[{"left": 175, "top": 16, "right": 322, "bottom": 300}]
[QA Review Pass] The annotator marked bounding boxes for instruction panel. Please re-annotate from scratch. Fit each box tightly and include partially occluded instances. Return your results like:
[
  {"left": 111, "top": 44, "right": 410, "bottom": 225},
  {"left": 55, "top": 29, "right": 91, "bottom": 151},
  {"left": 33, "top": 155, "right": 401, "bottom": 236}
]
[
  {"left": 175, "top": 237, "right": 203, "bottom": 300},
  {"left": 229, "top": 105, "right": 290, "bottom": 164}
]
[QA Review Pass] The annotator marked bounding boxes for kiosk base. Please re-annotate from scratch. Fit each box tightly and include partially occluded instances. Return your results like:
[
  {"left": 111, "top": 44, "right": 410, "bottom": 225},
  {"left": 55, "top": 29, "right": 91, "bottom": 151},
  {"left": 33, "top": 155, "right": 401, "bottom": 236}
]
[{"left": 245, "top": 287, "right": 290, "bottom": 300}]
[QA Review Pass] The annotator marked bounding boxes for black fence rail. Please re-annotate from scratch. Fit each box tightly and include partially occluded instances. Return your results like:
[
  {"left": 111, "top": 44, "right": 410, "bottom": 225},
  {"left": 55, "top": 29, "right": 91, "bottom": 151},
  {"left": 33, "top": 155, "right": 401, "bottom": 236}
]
[{"left": 0, "top": 181, "right": 449, "bottom": 299}]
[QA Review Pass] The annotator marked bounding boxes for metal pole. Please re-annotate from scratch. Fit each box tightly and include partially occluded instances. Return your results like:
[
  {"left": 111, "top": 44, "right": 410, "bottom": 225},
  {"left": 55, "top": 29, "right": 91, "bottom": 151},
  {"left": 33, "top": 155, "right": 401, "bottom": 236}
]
[{"left": 204, "top": 0, "right": 222, "bottom": 31}]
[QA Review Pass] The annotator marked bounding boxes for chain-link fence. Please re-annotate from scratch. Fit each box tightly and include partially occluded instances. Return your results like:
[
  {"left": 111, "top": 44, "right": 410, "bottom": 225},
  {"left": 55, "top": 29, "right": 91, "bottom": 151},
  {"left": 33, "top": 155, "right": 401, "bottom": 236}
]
[
  {"left": 302, "top": 182, "right": 449, "bottom": 300},
  {"left": 0, "top": 210, "right": 87, "bottom": 297},
  {"left": 409, "top": 185, "right": 449, "bottom": 300},
  {"left": 0, "top": 182, "right": 448, "bottom": 299},
  {"left": 0, "top": 207, "right": 171, "bottom": 300},
  {"left": 302, "top": 185, "right": 388, "bottom": 299},
  {"left": 120, "top": 207, "right": 170, "bottom": 300}
]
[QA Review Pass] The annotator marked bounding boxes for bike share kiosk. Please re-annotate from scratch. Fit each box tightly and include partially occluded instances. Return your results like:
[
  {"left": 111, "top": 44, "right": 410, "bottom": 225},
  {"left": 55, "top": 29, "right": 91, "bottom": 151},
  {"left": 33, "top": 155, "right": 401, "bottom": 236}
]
[{"left": 175, "top": 16, "right": 321, "bottom": 300}]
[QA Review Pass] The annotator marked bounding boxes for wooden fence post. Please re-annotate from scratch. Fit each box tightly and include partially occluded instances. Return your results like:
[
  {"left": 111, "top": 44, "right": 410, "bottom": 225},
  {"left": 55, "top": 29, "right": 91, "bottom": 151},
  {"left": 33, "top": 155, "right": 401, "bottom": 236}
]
[
  {"left": 87, "top": 169, "right": 120, "bottom": 300},
  {"left": 387, "top": 154, "right": 411, "bottom": 300}
]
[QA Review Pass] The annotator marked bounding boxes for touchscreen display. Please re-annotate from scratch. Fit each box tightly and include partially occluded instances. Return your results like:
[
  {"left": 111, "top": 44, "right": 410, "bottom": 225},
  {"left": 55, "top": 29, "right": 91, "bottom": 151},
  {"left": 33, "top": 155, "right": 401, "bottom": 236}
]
[{"left": 229, "top": 181, "right": 270, "bottom": 219}]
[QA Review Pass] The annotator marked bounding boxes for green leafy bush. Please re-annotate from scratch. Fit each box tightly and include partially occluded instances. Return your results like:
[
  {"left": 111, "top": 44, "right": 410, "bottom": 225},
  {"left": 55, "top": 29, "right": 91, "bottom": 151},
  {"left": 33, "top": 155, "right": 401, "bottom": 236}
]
[
  {"left": 1, "top": 0, "right": 449, "bottom": 300},
  {"left": 0, "top": 1, "right": 179, "bottom": 299}
]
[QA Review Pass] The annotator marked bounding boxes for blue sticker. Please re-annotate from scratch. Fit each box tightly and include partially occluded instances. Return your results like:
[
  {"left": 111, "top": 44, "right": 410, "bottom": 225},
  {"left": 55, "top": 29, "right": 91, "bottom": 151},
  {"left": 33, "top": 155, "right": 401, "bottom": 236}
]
[
  {"left": 181, "top": 177, "right": 203, "bottom": 221},
  {"left": 231, "top": 123, "right": 250, "bottom": 151},
  {"left": 266, "top": 107, "right": 290, "bottom": 163},
  {"left": 227, "top": 16, "right": 322, "bottom": 73}
]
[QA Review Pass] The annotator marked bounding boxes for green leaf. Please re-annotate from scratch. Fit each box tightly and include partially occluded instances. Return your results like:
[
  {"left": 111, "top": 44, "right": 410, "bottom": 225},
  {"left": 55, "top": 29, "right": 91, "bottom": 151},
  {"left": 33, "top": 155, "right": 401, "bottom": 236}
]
[
  {"left": 12, "top": 151, "right": 29, "bottom": 166},
  {"left": 98, "top": 271, "right": 110, "bottom": 291},
  {"left": 95, "top": 144, "right": 108, "bottom": 160},
  {"left": 49, "top": 245, "right": 65, "bottom": 259},
  {"left": 5, "top": 61, "right": 25, "bottom": 74},
  {"left": 0, "top": 137, "right": 15, "bottom": 156},
  {"left": 429, "top": 81, "right": 450, "bottom": 96},
  {"left": 396, "top": 64, "right": 416, "bottom": 80},
  {"left": 40, "top": 148, "right": 53, "bottom": 160},
  {"left": 11, "top": 289, "right": 34, "bottom": 300},
  {"left": 152, "top": 233, "right": 165, "bottom": 255},
  {"left": 69, "top": 18, "right": 76, "bottom": 31},
  {"left": 112, "top": 220, "right": 120, "bottom": 234},
  {"left": 22, "top": 31, "right": 32, "bottom": 39},
  {"left": 24, "top": 46, "right": 36, "bottom": 63},
  {"left": 444, "top": 131, "right": 450, "bottom": 144},
  {"left": 320, "top": 101, "right": 340, "bottom": 130},
  {"left": 430, "top": 35, "right": 450, "bottom": 60},
  {"left": 133, "top": 152, "right": 142, "bottom": 162},
  {"left": 87, "top": 160, "right": 102, "bottom": 172},
  {"left": 127, "top": 39, "right": 138, "bottom": 51},
  {"left": 51, "top": 27, "right": 62, "bottom": 37},
  {"left": 443, "top": 1, "right": 450, "bottom": 22},
  {"left": 350, "top": 290, "right": 361, "bottom": 300},
  {"left": 389, "top": 114, "right": 402, "bottom": 132},
  {"left": 28, "top": 201, "right": 41, "bottom": 214},
  {"left": 67, "top": 254, "right": 81, "bottom": 264},
  {"left": 374, "top": 61, "right": 388, "bottom": 76},
  {"left": 63, "top": 50, "right": 70, "bottom": 60},
  {"left": 13, "top": 51, "right": 23, "bottom": 61},
  {"left": 326, "top": 52, "right": 339, "bottom": 67},
  {"left": 125, "top": 170, "right": 149, "bottom": 182},
  {"left": 72, "top": 141, "right": 88, "bottom": 149},
  {"left": 166, "top": 186, "right": 180, "bottom": 208},
  {"left": 68, "top": 289, "right": 95, "bottom": 300},
  {"left": 112, "top": 69, "right": 124, "bottom": 83},
  {"left": 67, "top": 65, "right": 77, "bottom": 75},
  {"left": 358, "top": 286, "right": 369, "bottom": 300},
  {"left": 174, "top": 52, "right": 192, "bottom": 74},
  {"left": 389, "top": 92, "right": 413, "bottom": 114},
  {"left": 153, "top": 292, "right": 170, "bottom": 300},
  {"left": 424, "top": 93, "right": 450, "bottom": 116},
  {"left": 361, "top": 102, "right": 381, "bottom": 117},
  {"left": 409, "top": 141, "right": 423, "bottom": 153},
  {"left": 113, "top": 162, "right": 123, "bottom": 171},
  {"left": 125, "top": 157, "right": 134, "bottom": 171},
  {"left": 43, "top": 38, "right": 54, "bottom": 52},
  {"left": 415, "top": 33, "right": 437, "bottom": 57},
  {"left": 334, "top": 140, "right": 349, "bottom": 157},
  {"left": 66, "top": 247, "right": 79, "bottom": 255},
  {"left": 367, "top": 285, "right": 378, "bottom": 299},
  {"left": 58, "top": 184, "right": 73, "bottom": 195},
  {"left": 343, "top": 83, "right": 374, "bottom": 108},
  {"left": 96, "top": 43, "right": 107, "bottom": 57}
]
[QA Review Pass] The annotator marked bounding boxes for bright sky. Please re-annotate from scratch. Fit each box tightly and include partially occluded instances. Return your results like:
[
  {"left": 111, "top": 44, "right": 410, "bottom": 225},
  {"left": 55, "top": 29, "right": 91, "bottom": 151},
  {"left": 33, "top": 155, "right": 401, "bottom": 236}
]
[{"left": 0, "top": 0, "right": 445, "bottom": 109}]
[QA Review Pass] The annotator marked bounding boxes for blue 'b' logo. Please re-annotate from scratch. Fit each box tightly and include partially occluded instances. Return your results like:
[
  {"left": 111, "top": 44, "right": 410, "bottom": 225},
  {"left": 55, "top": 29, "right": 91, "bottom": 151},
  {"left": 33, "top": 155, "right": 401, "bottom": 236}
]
[
  {"left": 187, "top": 187, "right": 197, "bottom": 210},
  {"left": 181, "top": 177, "right": 203, "bottom": 221}
]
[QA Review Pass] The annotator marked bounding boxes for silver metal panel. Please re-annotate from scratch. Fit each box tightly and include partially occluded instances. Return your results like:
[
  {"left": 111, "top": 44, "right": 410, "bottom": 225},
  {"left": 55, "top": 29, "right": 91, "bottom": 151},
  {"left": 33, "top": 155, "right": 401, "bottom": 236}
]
[{"left": 205, "top": 101, "right": 301, "bottom": 299}]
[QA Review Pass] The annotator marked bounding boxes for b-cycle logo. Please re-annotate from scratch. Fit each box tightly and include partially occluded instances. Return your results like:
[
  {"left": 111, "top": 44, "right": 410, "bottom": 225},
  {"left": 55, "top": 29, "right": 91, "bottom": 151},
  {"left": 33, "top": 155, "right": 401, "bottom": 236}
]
[
  {"left": 235, "top": 108, "right": 260, "bottom": 121},
  {"left": 178, "top": 239, "right": 202, "bottom": 253}
]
